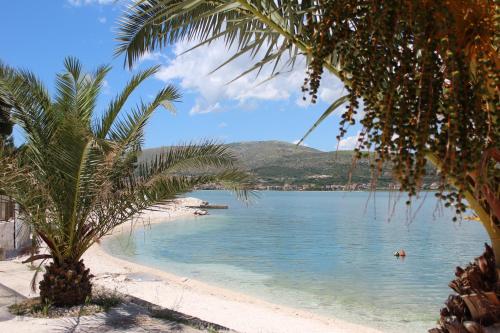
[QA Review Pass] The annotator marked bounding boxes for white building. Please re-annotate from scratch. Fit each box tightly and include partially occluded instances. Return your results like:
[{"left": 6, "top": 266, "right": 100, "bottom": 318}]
[{"left": 0, "top": 195, "right": 31, "bottom": 259}]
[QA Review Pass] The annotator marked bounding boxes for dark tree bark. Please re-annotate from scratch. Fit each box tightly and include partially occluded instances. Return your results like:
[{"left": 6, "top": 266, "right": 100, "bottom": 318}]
[
  {"left": 39, "top": 259, "right": 93, "bottom": 306},
  {"left": 430, "top": 244, "right": 500, "bottom": 332}
]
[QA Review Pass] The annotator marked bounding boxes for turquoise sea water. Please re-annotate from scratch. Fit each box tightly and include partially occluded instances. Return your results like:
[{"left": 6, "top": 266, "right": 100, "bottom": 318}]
[{"left": 103, "top": 191, "right": 489, "bottom": 333}]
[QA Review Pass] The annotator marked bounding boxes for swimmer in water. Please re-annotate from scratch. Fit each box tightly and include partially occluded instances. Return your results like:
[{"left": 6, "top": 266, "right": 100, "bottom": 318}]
[{"left": 394, "top": 249, "right": 406, "bottom": 257}]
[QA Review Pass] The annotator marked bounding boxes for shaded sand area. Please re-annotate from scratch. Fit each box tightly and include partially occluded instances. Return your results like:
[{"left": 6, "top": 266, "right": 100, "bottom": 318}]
[
  {"left": 0, "top": 197, "right": 384, "bottom": 333},
  {"left": 0, "top": 279, "right": 220, "bottom": 333}
]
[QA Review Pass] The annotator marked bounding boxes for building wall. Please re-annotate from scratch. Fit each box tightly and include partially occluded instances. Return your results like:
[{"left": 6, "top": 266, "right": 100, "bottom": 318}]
[
  {"left": 0, "top": 195, "right": 15, "bottom": 221},
  {"left": 0, "top": 220, "right": 15, "bottom": 250},
  {"left": 0, "top": 200, "right": 31, "bottom": 259}
]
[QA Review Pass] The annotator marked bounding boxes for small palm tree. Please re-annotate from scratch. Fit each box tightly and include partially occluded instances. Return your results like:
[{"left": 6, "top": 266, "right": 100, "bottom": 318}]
[{"left": 0, "top": 57, "right": 249, "bottom": 306}]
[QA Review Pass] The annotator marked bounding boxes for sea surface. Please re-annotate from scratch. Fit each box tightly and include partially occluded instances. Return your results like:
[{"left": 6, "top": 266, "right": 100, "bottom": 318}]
[{"left": 103, "top": 191, "right": 489, "bottom": 333}]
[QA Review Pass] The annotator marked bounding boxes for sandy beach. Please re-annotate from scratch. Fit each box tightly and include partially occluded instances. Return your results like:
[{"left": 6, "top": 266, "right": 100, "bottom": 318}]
[{"left": 0, "top": 197, "right": 384, "bottom": 333}]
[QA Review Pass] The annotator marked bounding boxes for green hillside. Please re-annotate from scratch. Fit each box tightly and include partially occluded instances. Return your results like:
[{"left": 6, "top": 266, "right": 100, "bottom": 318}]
[
  {"left": 142, "top": 141, "right": 439, "bottom": 190},
  {"left": 227, "top": 141, "right": 391, "bottom": 187}
]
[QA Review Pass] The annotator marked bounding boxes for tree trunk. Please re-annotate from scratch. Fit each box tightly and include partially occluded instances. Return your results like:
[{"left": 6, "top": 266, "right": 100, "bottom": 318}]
[
  {"left": 39, "top": 259, "right": 93, "bottom": 306},
  {"left": 429, "top": 244, "right": 500, "bottom": 333},
  {"left": 484, "top": 224, "right": 500, "bottom": 269},
  {"left": 426, "top": 152, "right": 500, "bottom": 268},
  {"left": 462, "top": 188, "right": 500, "bottom": 269}
]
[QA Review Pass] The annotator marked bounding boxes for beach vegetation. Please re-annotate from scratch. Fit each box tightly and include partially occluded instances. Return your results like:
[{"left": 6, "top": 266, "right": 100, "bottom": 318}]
[
  {"left": 0, "top": 57, "right": 249, "bottom": 307},
  {"left": 8, "top": 288, "right": 123, "bottom": 317},
  {"left": 89, "top": 288, "right": 123, "bottom": 312}
]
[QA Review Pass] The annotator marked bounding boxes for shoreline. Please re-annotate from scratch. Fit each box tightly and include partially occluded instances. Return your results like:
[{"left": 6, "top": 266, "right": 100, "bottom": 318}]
[{"left": 88, "top": 197, "right": 385, "bottom": 333}]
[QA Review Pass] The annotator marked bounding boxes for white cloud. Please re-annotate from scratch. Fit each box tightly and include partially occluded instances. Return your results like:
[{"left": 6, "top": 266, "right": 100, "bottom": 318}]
[
  {"left": 295, "top": 96, "right": 310, "bottom": 108},
  {"left": 130, "top": 52, "right": 170, "bottom": 70},
  {"left": 68, "top": 0, "right": 114, "bottom": 6},
  {"left": 292, "top": 139, "right": 309, "bottom": 147},
  {"left": 102, "top": 79, "right": 111, "bottom": 95},
  {"left": 338, "top": 132, "right": 361, "bottom": 150},
  {"left": 153, "top": 39, "right": 344, "bottom": 115},
  {"left": 218, "top": 122, "right": 228, "bottom": 128},
  {"left": 189, "top": 102, "right": 222, "bottom": 115},
  {"left": 138, "top": 51, "right": 167, "bottom": 63},
  {"left": 98, "top": 16, "right": 107, "bottom": 24},
  {"left": 319, "top": 85, "right": 346, "bottom": 103},
  {"left": 150, "top": 36, "right": 345, "bottom": 114}
]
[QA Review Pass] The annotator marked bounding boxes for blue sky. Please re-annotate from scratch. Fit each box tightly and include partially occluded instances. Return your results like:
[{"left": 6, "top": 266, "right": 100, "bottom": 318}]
[{"left": 0, "top": 0, "right": 359, "bottom": 151}]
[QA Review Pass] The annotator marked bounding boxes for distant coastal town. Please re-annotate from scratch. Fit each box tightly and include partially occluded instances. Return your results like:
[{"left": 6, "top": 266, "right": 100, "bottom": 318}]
[
  {"left": 145, "top": 141, "right": 442, "bottom": 193},
  {"left": 197, "top": 181, "right": 443, "bottom": 192}
]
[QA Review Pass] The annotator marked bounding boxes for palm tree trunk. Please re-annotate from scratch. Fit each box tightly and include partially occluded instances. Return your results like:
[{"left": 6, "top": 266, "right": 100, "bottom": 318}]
[
  {"left": 463, "top": 193, "right": 500, "bottom": 268},
  {"left": 469, "top": 199, "right": 500, "bottom": 269},
  {"left": 491, "top": 237, "right": 500, "bottom": 269},
  {"left": 426, "top": 152, "right": 500, "bottom": 268},
  {"left": 39, "top": 259, "right": 93, "bottom": 306},
  {"left": 474, "top": 208, "right": 500, "bottom": 269}
]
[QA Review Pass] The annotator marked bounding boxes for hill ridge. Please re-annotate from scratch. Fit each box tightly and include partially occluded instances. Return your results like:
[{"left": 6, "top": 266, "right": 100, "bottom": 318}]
[{"left": 142, "top": 140, "right": 438, "bottom": 190}]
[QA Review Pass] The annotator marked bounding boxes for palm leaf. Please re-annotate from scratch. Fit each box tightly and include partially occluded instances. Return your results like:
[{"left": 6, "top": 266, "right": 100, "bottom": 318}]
[
  {"left": 108, "top": 84, "right": 181, "bottom": 153},
  {"left": 116, "top": 0, "right": 305, "bottom": 78},
  {"left": 297, "top": 94, "right": 349, "bottom": 146},
  {"left": 95, "top": 66, "right": 159, "bottom": 139},
  {"left": 136, "top": 141, "right": 238, "bottom": 182}
]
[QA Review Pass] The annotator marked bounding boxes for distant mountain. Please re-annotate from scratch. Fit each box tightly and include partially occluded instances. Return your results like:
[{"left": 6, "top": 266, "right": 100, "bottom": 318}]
[
  {"left": 142, "top": 140, "right": 438, "bottom": 189},
  {"left": 226, "top": 141, "right": 388, "bottom": 186}
]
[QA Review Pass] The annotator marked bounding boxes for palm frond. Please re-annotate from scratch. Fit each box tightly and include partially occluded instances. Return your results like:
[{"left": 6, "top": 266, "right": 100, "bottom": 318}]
[
  {"left": 136, "top": 141, "right": 238, "bottom": 182},
  {"left": 108, "top": 84, "right": 180, "bottom": 152},
  {"left": 75, "top": 64, "right": 111, "bottom": 126},
  {"left": 55, "top": 57, "right": 111, "bottom": 127},
  {"left": 297, "top": 94, "right": 350, "bottom": 146},
  {"left": 116, "top": 0, "right": 306, "bottom": 80},
  {"left": 95, "top": 66, "right": 159, "bottom": 139}
]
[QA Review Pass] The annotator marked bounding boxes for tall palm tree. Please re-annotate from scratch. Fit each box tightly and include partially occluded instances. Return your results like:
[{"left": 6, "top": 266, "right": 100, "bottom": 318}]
[
  {"left": 0, "top": 57, "right": 249, "bottom": 306},
  {"left": 116, "top": 0, "right": 499, "bottom": 268}
]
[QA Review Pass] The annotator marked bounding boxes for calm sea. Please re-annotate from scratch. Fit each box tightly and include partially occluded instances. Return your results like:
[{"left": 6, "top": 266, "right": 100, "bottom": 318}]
[{"left": 103, "top": 191, "right": 489, "bottom": 333}]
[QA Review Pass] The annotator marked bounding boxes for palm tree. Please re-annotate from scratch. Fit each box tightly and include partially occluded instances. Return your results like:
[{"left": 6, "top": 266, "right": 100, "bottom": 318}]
[
  {"left": 115, "top": 0, "right": 499, "bottom": 268},
  {"left": 0, "top": 57, "right": 249, "bottom": 306}
]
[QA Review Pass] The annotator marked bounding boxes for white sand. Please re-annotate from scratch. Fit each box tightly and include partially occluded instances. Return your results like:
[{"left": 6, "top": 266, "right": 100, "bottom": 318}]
[{"left": 0, "top": 197, "right": 384, "bottom": 333}]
